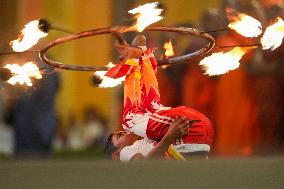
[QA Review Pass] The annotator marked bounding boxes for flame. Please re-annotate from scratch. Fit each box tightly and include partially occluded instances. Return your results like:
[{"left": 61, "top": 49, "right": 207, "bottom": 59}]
[
  {"left": 161, "top": 65, "right": 170, "bottom": 69},
  {"left": 261, "top": 17, "right": 284, "bottom": 51},
  {"left": 129, "top": 2, "right": 163, "bottom": 32},
  {"left": 227, "top": 8, "right": 262, "bottom": 37},
  {"left": 4, "top": 62, "right": 42, "bottom": 86},
  {"left": 94, "top": 63, "right": 125, "bottom": 88},
  {"left": 163, "top": 40, "right": 175, "bottom": 57},
  {"left": 199, "top": 47, "right": 249, "bottom": 76},
  {"left": 10, "top": 20, "right": 48, "bottom": 52}
]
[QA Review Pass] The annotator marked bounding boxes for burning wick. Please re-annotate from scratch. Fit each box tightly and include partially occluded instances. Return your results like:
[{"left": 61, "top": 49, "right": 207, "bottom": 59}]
[
  {"left": 163, "top": 40, "right": 175, "bottom": 58},
  {"left": 0, "top": 68, "right": 13, "bottom": 81},
  {"left": 129, "top": 2, "right": 164, "bottom": 32},
  {"left": 91, "top": 75, "right": 103, "bottom": 86},
  {"left": 38, "top": 19, "right": 50, "bottom": 33},
  {"left": 226, "top": 8, "right": 262, "bottom": 37},
  {"left": 261, "top": 17, "right": 284, "bottom": 51},
  {"left": 2, "top": 62, "right": 42, "bottom": 86}
]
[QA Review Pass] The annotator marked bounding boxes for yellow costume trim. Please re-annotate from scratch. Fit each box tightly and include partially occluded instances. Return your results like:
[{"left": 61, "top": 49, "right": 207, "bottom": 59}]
[
  {"left": 133, "top": 70, "right": 141, "bottom": 80},
  {"left": 167, "top": 145, "right": 186, "bottom": 161},
  {"left": 125, "top": 59, "right": 139, "bottom": 67}
]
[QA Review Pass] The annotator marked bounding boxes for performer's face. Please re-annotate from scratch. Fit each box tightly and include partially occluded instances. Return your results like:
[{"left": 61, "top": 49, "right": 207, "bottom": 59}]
[{"left": 111, "top": 131, "right": 140, "bottom": 160}]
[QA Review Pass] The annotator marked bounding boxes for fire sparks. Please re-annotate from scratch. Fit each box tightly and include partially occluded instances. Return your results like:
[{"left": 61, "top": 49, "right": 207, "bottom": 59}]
[
  {"left": 129, "top": 2, "right": 163, "bottom": 32},
  {"left": 10, "top": 20, "right": 48, "bottom": 52},
  {"left": 4, "top": 62, "right": 42, "bottom": 86},
  {"left": 163, "top": 40, "right": 175, "bottom": 57},
  {"left": 227, "top": 8, "right": 262, "bottom": 37},
  {"left": 199, "top": 47, "right": 250, "bottom": 76},
  {"left": 261, "top": 17, "right": 284, "bottom": 51},
  {"left": 94, "top": 63, "right": 125, "bottom": 88}
]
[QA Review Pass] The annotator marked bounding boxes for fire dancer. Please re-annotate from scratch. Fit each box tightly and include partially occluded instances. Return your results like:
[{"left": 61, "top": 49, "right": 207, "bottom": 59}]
[
  {"left": 106, "top": 116, "right": 191, "bottom": 160},
  {"left": 104, "top": 35, "right": 213, "bottom": 161}
]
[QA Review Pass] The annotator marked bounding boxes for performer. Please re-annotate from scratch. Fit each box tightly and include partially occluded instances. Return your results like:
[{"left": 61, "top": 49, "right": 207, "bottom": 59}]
[
  {"left": 104, "top": 35, "right": 214, "bottom": 161},
  {"left": 106, "top": 116, "right": 191, "bottom": 161}
]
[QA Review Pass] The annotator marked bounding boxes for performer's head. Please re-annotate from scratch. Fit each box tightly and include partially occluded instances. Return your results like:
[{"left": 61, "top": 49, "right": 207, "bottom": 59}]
[{"left": 104, "top": 131, "right": 141, "bottom": 160}]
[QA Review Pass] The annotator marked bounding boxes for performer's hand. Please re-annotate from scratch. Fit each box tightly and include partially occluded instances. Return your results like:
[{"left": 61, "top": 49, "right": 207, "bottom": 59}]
[
  {"left": 164, "top": 116, "right": 190, "bottom": 142},
  {"left": 115, "top": 43, "right": 143, "bottom": 59},
  {"left": 115, "top": 35, "right": 146, "bottom": 59},
  {"left": 144, "top": 116, "right": 189, "bottom": 159}
]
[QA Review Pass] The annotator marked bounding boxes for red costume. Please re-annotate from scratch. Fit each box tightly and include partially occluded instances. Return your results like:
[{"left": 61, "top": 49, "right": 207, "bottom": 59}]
[{"left": 106, "top": 47, "right": 213, "bottom": 153}]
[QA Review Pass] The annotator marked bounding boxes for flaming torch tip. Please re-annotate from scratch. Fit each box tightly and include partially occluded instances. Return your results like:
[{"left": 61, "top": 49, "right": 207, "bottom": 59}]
[
  {"left": 10, "top": 20, "right": 48, "bottom": 52},
  {"left": 226, "top": 8, "right": 262, "bottom": 38},
  {"left": 261, "top": 17, "right": 284, "bottom": 51},
  {"left": 3, "top": 62, "right": 42, "bottom": 86},
  {"left": 129, "top": 2, "right": 164, "bottom": 32}
]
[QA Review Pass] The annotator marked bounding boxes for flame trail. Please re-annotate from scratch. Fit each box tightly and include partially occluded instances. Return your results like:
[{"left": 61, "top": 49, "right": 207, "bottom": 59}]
[
  {"left": 129, "top": 2, "right": 163, "bottom": 32},
  {"left": 261, "top": 17, "right": 284, "bottom": 51},
  {"left": 199, "top": 47, "right": 251, "bottom": 76},
  {"left": 4, "top": 62, "right": 42, "bottom": 86},
  {"left": 226, "top": 8, "right": 262, "bottom": 37},
  {"left": 163, "top": 40, "right": 175, "bottom": 57},
  {"left": 10, "top": 20, "right": 48, "bottom": 52},
  {"left": 94, "top": 63, "right": 125, "bottom": 88}
]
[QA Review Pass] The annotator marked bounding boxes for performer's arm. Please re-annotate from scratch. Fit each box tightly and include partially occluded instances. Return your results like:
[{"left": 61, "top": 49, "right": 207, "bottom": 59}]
[
  {"left": 115, "top": 43, "right": 143, "bottom": 59},
  {"left": 131, "top": 117, "right": 189, "bottom": 160},
  {"left": 115, "top": 35, "right": 160, "bottom": 109}
]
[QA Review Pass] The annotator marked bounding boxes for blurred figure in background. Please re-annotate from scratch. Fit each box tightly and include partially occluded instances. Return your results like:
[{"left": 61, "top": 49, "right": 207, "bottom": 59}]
[
  {"left": 0, "top": 82, "right": 13, "bottom": 155},
  {"left": 7, "top": 55, "right": 60, "bottom": 159},
  {"left": 66, "top": 106, "right": 108, "bottom": 151},
  {"left": 210, "top": 0, "right": 265, "bottom": 156},
  {"left": 247, "top": 2, "right": 284, "bottom": 154},
  {"left": 81, "top": 106, "right": 108, "bottom": 149},
  {"left": 158, "top": 22, "right": 196, "bottom": 107},
  {"left": 181, "top": 9, "right": 224, "bottom": 154},
  {"left": 66, "top": 112, "right": 84, "bottom": 150}
]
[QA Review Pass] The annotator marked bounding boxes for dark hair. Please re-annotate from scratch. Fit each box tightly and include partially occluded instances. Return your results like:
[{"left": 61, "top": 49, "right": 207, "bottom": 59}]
[{"left": 104, "top": 133, "right": 117, "bottom": 158}]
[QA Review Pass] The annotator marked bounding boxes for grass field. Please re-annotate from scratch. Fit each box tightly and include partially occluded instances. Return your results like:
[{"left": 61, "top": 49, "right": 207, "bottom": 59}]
[{"left": 0, "top": 157, "right": 283, "bottom": 189}]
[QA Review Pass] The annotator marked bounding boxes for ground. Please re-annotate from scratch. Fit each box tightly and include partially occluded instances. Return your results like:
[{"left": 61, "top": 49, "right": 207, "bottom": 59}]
[{"left": 0, "top": 157, "right": 283, "bottom": 189}]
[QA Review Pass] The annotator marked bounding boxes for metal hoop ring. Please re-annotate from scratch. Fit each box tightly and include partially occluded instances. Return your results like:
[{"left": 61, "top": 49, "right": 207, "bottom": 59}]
[{"left": 39, "top": 26, "right": 215, "bottom": 71}]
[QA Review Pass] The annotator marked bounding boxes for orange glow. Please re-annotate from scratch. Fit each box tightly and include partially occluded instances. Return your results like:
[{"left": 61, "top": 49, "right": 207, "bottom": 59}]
[
  {"left": 10, "top": 20, "right": 48, "bottom": 52},
  {"left": 199, "top": 47, "right": 250, "bottom": 76},
  {"left": 4, "top": 62, "right": 42, "bottom": 86},
  {"left": 261, "top": 17, "right": 284, "bottom": 51},
  {"left": 163, "top": 40, "right": 175, "bottom": 57},
  {"left": 161, "top": 65, "right": 170, "bottom": 69},
  {"left": 129, "top": 2, "right": 163, "bottom": 32},
  {"left": 227, "top": 8, "right": 262, "bottom": 37},
  {"left": 94, "top": 63, "right": 125, "bottom": 88}
]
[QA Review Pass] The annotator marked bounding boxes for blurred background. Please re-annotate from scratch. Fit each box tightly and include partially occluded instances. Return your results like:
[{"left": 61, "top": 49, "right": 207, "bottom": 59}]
[{"left": 0, "top": 0, "right": 284, "bottom": 161}]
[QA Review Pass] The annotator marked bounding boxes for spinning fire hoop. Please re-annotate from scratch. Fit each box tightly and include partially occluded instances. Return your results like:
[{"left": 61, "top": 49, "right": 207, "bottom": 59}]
[
  {"left": 39, "top": 26, "right": 215, "bottom": 71},
  {"left": 1, "top": 2, "right": 284, "bottom": 87}
]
